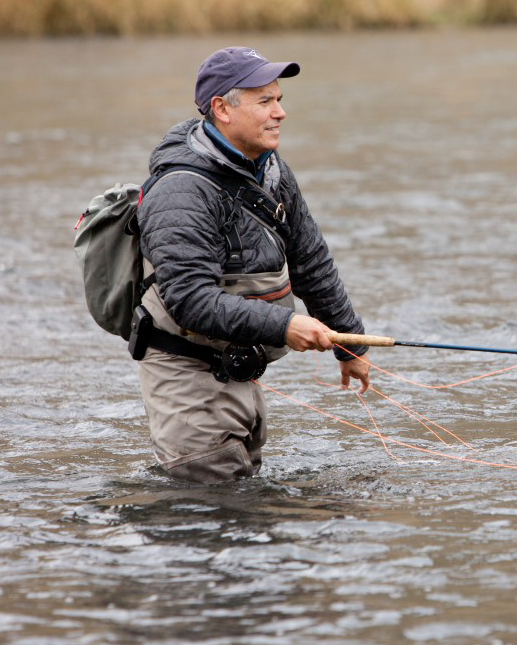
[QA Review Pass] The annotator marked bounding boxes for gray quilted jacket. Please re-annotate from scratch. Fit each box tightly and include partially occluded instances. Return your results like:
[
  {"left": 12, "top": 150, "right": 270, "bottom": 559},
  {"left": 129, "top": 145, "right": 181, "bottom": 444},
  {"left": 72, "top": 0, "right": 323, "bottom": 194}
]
[{"left": 138, "top": 119, "right": 366, "bottom": 360}]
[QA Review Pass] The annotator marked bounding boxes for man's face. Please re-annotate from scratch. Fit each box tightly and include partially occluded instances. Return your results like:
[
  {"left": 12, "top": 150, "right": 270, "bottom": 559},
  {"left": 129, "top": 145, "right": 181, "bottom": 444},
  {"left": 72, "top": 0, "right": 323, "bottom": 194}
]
[{"left": 223, "top": 80, "right": 286, "bottom": 160}]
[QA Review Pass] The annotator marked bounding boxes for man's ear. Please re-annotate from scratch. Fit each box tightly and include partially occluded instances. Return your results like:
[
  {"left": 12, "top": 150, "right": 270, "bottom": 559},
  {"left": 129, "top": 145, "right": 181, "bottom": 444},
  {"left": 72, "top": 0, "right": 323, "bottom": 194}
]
[{"left": 211, "top": 96, "right": 231, "bottom": 124}]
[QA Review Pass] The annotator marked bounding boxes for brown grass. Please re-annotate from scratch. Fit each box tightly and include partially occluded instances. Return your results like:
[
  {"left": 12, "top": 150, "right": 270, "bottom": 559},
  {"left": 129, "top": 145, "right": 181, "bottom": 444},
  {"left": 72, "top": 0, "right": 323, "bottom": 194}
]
[{"left": 0, "top": 0, "right": 516, "bottom": 37}]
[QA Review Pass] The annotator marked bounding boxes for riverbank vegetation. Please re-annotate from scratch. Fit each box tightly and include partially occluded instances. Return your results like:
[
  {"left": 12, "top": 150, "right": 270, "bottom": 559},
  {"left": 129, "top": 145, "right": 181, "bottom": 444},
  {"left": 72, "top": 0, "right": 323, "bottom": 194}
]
[{"left": 1, "top": 0, "right": 516, "bottom": 36}]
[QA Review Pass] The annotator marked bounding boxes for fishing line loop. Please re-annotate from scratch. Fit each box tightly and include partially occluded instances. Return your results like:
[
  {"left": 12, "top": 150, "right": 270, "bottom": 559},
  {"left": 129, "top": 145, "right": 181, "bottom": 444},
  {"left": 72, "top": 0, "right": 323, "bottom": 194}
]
[{"left": 254, "top": 343, "right": 517, "bottom": 471}]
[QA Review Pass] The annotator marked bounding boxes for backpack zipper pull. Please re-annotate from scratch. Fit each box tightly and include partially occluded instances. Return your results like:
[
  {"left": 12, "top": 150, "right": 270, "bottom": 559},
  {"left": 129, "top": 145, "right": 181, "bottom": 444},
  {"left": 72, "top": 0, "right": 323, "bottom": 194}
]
[{"left": 74, "top": 209, "right": 89, "bottom": 230}]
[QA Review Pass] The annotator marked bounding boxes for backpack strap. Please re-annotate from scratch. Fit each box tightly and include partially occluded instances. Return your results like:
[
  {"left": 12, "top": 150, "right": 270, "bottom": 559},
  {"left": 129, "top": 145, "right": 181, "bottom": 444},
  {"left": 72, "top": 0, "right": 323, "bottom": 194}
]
[
  {"left": 220, "top": 187, "right": 245, "bottom": 273},
  {"left": 140, "top": 272, "right": 157, "bottom": 294},
  {"left": 217, "top": 176, "right": 290, "bottom": 242},
  {"left": 137, "top": 163, "right": 289, "bottom": 283},
  {"left": 147, "top": 163, "right": 290, "bottom": 243}
]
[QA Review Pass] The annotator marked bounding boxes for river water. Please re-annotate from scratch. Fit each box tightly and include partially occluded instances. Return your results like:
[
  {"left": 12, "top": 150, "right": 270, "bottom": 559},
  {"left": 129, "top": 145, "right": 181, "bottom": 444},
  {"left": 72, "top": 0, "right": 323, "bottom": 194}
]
[{"left": 1, "top": 29, "right": 517, "bottom": 645}]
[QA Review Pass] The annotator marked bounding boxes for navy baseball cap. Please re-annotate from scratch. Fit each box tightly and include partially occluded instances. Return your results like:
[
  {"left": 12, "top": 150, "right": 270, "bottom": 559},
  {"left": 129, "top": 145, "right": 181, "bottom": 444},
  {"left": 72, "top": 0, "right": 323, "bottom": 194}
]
[{"left": 195, "top": 47, "right": 300, "bottom": 115}]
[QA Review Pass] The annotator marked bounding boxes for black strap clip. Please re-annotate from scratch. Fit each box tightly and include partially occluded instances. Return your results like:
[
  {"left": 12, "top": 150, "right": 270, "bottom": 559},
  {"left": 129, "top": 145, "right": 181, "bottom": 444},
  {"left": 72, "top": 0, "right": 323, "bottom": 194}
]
[
  {"left": 128, "top": 305, "right": 153, "bottom": 360},
  {"left": 222, "top": 186, "right": 245, "bottom": 233},
  {"left": 222, "top": 187, "right": 245, "bottom": 273}
]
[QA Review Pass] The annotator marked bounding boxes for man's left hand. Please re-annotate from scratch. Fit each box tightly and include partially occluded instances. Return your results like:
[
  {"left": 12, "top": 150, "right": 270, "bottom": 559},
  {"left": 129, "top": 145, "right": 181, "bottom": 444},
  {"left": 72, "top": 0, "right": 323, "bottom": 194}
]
[{"left": 340, "top": 355, "right": 370, "bottom": 394}]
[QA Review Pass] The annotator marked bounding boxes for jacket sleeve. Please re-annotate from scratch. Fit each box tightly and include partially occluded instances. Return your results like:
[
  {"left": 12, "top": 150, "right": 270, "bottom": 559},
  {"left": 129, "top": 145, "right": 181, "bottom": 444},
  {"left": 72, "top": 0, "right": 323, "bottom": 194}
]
[
  {"left": 137, "top": 173, "right": 293, "bottom": 347},
  {"left": 279, "top": 162, "right": 367, "bottom": 361}
]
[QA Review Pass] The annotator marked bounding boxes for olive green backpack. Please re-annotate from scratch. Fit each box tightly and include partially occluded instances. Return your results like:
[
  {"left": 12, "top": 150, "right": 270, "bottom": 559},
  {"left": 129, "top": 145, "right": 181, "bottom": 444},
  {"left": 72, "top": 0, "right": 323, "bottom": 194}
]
[
  {"left": 74, "top": 182, "right": 143, "bottom": 341},
  {"left": 74, "top": 165, "right": 289, "bottom": 342}
]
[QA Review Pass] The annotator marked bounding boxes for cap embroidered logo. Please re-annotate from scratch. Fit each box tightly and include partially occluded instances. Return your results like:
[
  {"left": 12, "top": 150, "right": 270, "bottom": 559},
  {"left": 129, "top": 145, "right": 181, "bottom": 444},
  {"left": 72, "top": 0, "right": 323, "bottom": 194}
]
[{"left": 244, "top": 50, "right": 264, "bottom": 59}]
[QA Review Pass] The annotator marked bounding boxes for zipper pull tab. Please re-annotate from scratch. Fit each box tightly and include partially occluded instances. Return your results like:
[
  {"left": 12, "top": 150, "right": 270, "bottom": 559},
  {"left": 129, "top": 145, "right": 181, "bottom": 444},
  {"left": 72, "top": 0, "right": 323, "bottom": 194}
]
[{"left": 74, "top": 211, "right": 87, "bottom": 230}]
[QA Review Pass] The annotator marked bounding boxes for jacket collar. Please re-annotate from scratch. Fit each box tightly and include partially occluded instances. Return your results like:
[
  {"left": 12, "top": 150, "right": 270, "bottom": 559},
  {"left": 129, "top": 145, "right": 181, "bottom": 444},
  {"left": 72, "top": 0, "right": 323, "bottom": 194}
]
[{"left": 202, "top": 121, "right": 272, "bottom": 185}]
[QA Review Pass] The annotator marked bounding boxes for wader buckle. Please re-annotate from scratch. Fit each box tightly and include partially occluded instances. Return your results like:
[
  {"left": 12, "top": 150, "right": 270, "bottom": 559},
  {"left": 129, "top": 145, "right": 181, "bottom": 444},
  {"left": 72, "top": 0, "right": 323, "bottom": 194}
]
[{"left": 274, "top": 203, "right": 285, "bottom": 221}]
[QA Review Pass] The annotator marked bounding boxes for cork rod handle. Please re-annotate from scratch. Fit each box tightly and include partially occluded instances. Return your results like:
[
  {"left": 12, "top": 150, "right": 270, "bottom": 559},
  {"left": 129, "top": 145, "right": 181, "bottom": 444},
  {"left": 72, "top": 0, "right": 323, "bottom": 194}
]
[{"left": 327, "top": 332, "right": 396, "bottom": 347}]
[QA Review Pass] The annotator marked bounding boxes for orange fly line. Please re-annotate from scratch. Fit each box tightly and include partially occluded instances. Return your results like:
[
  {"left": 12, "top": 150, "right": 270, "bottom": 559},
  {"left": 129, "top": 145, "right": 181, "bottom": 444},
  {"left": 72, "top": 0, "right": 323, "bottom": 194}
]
[{"left": 255, "top": 344, "right": 517, "bottom": 471}]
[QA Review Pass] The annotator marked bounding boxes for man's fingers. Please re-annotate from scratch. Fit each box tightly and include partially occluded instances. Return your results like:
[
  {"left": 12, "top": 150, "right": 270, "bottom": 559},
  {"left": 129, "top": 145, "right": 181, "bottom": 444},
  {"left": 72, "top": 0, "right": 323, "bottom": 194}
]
[
  {"left": 317, "top": 331, "right": 333, "bottom": 351},
  {"left": 339, "top": 356, "right": 370, "bottom": 393},
  {"left": 352, "top": 369, "right": 370, "bottom": 394},
  {"left": 358, "top": 375, "right": 369, "bottom": 394},
  {"left": 286, "top": 315, "right": 335, "bottom": 352}
]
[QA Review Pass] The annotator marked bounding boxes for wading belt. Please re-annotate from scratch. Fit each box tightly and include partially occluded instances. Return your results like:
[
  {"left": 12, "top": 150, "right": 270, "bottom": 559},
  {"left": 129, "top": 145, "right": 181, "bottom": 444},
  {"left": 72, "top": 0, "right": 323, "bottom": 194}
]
[
  {"left": 128, "top": 305, "right": 267, "bottom": 383},
  {"left": 147, "top": 327, "right": 224, "bottom": 372}
]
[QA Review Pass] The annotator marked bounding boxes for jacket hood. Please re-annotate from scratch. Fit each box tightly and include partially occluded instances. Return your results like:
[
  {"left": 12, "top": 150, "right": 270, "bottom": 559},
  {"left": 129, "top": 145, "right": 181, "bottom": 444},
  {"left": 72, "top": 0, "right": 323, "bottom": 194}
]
[{"left": 148, "top": 119, "right": 201, "bottom": 174}]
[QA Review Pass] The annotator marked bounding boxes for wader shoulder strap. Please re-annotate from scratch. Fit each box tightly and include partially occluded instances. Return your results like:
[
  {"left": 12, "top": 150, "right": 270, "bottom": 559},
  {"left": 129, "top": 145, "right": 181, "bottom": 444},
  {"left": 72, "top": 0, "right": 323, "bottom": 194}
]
[
  {"left": 220, "top": 187, "right": 245, "bottom": 273},
  {"left": 146, "top": 163, "right": 290, "bottom": 243},
  {"left": 208, "top": 172, "right": 290, "bottom": 243},
  {"left": 138, "top": 163, "right": 289, "bottom": 284}
]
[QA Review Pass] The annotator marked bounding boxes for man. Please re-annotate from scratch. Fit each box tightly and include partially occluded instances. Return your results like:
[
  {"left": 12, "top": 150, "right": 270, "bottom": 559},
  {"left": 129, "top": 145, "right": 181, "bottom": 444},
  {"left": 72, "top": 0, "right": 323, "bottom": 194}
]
[{"left": 136, "top": 47, "right": 370, "bottom": 484}]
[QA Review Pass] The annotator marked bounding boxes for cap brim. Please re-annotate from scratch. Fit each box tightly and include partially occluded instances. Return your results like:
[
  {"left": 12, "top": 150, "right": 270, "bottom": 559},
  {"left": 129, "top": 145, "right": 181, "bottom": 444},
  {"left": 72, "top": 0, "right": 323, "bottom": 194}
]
[{"left": 234, "top": 61, "right": 300, "bottom": 89}]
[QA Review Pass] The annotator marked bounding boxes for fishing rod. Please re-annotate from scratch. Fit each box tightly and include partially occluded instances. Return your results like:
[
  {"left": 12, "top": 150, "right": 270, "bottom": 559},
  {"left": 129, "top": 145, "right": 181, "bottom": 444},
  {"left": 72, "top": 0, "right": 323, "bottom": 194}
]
[{"left": 327, "top": 332, "right": 517, "bottom": 356}]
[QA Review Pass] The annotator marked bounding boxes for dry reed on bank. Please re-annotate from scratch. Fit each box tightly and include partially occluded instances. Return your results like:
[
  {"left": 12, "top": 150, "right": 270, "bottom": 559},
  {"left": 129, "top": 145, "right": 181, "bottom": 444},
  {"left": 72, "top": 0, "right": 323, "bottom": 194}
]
[{"left": 0, "top": 0, "right": 516, "bottom": 36}]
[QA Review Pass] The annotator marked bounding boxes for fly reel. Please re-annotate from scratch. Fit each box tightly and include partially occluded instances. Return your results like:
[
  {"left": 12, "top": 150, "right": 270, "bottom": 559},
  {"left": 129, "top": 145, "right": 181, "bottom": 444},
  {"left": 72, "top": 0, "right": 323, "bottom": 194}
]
[{"left": 221, "top": 343, "right": 267, "bottom": 382}]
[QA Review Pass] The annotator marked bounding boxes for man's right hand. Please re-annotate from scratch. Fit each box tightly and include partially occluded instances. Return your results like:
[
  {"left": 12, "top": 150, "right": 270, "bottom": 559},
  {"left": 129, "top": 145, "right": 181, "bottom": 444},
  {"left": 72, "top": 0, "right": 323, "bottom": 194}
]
[{"left": 285, "top": 314, "right": 333, "bottom": 352}]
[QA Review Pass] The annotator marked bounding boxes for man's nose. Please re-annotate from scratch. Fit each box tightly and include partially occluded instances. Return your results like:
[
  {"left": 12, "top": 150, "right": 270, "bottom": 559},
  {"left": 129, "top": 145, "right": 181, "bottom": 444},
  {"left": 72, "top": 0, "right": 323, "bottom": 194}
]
[{"left": 271, "top": 101, "right": 286, "bottom": 120}]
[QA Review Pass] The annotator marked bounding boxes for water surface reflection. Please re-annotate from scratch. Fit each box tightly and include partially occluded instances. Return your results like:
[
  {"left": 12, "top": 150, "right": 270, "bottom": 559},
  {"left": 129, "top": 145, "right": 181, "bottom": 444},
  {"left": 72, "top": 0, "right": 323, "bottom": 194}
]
[{"left": 1, "top": 29, "right": 517, "bottom": 645}]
